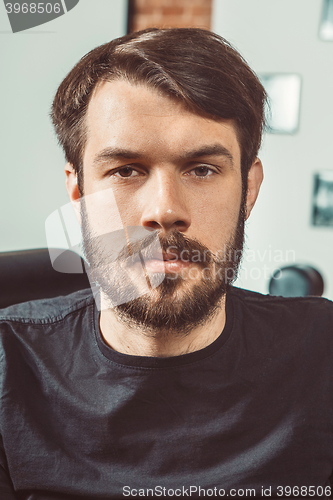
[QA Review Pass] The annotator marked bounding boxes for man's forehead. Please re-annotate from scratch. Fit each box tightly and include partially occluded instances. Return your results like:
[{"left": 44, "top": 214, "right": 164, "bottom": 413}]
[
  {"left": 84, "top": 78, "right": 242, "bottom": 166},
  {"left": 87, "top": 79, "right": 187, "bottom": 122}
]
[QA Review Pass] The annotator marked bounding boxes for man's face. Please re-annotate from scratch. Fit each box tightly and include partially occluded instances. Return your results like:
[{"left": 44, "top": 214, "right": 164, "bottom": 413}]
[{"left": 78, "top": 79, "right": 248, "bottom": 333}]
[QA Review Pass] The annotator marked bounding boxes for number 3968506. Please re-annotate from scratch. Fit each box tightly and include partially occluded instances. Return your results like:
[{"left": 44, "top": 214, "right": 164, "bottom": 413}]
[{"left": 5, "top": 3, "right": 61, "bottom": 14}]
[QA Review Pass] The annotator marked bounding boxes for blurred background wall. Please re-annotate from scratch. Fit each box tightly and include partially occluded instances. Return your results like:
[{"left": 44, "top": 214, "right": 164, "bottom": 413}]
[
  {"left": 0, "top": 0, "right": 127, "bottom": 251},
  {"left": 211, "top": 0, "right": 333, "bottom": 300},
  {"left": 1, "top": 0, "right": 333, "bottom": 299}
]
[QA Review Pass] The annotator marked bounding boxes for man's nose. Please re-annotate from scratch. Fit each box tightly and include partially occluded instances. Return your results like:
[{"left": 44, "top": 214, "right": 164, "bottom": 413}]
[{"left": 139, "top": 172, "right": 191, "bottom": 233}]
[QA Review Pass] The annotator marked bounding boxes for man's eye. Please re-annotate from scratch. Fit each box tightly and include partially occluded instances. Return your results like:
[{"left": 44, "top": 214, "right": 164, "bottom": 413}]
[
  {"left": 114, "top": 167, "right": 139, "bottom": 178},
  {"left": 190, "top": 166, "right": 214, "bottom": 177}
]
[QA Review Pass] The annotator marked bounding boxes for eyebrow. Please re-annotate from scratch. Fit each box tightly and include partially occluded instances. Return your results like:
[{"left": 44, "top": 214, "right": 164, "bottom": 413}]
[
  {"left": 92, "top": 144, "right": 235, "bottom": 168},
  {"left": 179, "top": 144, "right": 234, "bottom": 167}
]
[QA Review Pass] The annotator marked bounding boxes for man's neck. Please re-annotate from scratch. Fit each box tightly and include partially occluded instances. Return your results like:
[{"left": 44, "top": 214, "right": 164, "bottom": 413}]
[{"left": 99, "top": 296, "right": 226, "bottom": 358}]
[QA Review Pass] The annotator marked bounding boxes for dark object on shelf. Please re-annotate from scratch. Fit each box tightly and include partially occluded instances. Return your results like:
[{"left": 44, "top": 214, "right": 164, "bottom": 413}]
[
  {"left": 259, "top": 73, "right": 301, "bottom": 134},
  {"left": 269, "top": 265, "right": 324, "bottom": 298},
  {"left": 0, "top": 248, "right": 90, "bottom": 309},
  {"left": 312, "top": 171, "right": 333, "bottom": 227}
]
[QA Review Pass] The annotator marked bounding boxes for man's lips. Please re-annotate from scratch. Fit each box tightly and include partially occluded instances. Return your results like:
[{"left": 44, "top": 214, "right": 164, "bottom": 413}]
[
  {"left": 144, "top": 252, "right": 192, "bottom": 273},
  {"left": 119, "top": 250, "right": 196, "bottom": 273}
]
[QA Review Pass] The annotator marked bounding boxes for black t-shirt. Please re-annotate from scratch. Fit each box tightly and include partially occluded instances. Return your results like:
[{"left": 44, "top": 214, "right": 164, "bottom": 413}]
[{"left": 0, "top": 287, "right": 333, "bottom": 499}]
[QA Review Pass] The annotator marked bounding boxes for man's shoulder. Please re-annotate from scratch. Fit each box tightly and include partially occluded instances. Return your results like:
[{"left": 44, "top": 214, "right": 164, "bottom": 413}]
[
  {"left": 0, "top": 288, "right": 95, "bottom": 326},
  {"left": 0, "top": 289, "right": 96, "bottom": 380},
  {"left": 230, "top": 285, "right": 333, "bottom": 306},
  {"left": 229, "top": 286, "right": 333, "bottom": 327}
]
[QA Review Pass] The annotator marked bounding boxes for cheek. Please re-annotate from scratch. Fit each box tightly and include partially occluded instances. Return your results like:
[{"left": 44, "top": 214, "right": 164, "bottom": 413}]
[
  {"left": 195, "top": 187, "right": 243, "bottom": 251},
  {"left": 93, "top": 189, "right": 146, "bottom": 231},
  {"left": 82, "top": 187, "right": 125, "bottom": 236}
]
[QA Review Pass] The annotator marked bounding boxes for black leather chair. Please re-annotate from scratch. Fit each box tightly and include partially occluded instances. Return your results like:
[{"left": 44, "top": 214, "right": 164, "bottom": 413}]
[{"left": 0, "top": 248, "right": 90, "bottom": 309}]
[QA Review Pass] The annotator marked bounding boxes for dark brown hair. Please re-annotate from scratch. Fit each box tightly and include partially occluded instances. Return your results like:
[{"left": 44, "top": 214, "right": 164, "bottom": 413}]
[{"left": 51, "top": 28, "right": 266, "bottom": 190}]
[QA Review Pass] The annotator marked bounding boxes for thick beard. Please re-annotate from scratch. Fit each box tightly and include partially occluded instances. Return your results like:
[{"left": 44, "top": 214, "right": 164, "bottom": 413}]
[{"left": 82, "top": 198, "right": 246, "bottom": 337}]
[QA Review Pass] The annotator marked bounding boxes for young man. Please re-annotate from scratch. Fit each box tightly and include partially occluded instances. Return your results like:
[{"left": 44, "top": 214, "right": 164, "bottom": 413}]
[{"left": 0, "top": 28, "right": 332, "bottom": 499}]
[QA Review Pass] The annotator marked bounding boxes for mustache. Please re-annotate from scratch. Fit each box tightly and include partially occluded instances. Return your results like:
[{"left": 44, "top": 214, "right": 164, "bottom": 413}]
[
  {"left": 83, "top": 227, "right": 218, "bottom": 268},
  {"left": 120, "top": 230, "right": 214, "bottom": 262},
  {"left": 159, "top": 231, "right": 216, "bottom": 265}
]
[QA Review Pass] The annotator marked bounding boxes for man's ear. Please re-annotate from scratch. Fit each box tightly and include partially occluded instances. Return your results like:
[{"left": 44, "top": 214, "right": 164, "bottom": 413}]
[
  {"left": 246, "top": 158, "right": 263, "bottom": 220},
  {"left": 65, "top": 163, "right": 81, "bottom": 222},
  {"left": 65, "top": 163, "right": 80, "bottom": 203}
]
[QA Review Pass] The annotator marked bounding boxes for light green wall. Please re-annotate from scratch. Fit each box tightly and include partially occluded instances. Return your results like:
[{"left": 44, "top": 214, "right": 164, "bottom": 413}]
[
  {"left": 0, "top": 0, "right": 127, "bottom": 251},
  {"left": 212, "top": 0, "right": 333, "bottom": 299}
]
